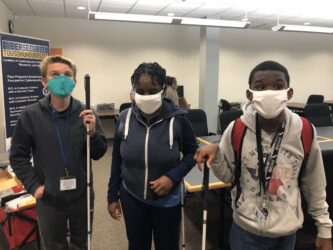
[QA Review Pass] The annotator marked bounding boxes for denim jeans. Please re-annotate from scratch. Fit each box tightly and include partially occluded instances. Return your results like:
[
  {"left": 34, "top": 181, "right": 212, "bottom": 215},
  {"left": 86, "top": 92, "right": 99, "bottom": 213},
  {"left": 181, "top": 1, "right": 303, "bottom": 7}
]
[{"left": 230, "top": 222, "right": 296, "bottom": 250}]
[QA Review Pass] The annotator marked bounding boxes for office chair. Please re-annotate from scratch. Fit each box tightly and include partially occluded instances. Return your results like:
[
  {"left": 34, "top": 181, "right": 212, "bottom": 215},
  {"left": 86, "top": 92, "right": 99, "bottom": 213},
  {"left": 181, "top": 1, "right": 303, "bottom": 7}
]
[
  {"left": 219, "top": 109, "right": 243, "bottom": 135},
  {"left": 119, "top": 102, "right": 132, "bottom": 112},
  {"left": 304, "top": 103, "right": 333, "bottom": 127},
  {"left": 187, "top": 109, "right": 210, "bottom": 137},
  {"left": 218, "top": 99, "right": 231, "bottom": 112},
  {"left": 306, "top": 94, "right": 324, "bottom": 104}
]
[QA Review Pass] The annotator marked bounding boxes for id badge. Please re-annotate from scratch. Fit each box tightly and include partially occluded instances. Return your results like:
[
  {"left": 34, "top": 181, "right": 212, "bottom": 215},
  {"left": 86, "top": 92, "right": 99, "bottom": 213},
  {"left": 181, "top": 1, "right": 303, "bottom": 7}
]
[
  {"left": 255, "top": 196, "right": 269, "bottom": 224},
  {"left": 60, "top": 176, "right": 77, "bottom": 191},
  {"left": 255, "top": 206, "right": 267, "bottom": 224}
]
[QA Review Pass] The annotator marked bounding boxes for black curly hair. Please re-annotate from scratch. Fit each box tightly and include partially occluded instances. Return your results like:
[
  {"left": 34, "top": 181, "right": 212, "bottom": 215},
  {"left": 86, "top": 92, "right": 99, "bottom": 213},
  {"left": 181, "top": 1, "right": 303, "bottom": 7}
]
[
  {"left": 248, "top": 61, "right": 290, "bottom": 87},
  {"left": 131, "top": 62, "right": 166, "bottom": 88}
]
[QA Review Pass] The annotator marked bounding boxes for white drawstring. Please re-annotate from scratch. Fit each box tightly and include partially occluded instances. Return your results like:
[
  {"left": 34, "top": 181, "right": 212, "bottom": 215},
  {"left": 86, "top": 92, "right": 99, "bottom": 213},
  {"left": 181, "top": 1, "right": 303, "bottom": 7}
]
[
  {"left": 169, "top": 117, "right": 175, "bottom": 149},
  {"left": 124, "top": 108, "right": 132, "bottom": 139}
]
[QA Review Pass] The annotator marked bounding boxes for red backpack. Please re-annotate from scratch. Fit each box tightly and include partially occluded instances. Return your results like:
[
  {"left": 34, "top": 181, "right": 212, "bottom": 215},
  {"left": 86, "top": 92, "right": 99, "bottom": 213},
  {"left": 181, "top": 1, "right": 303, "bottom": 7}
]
[{"left": 231, "top": 116, "right": 313, "bottom": 207}]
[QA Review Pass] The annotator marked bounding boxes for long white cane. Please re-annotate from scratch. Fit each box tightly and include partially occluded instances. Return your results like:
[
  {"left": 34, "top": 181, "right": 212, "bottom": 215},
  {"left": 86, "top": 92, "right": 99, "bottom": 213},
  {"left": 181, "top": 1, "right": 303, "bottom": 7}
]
[
  {"left": 85, "top": 74, "right": 91, "bottom": 250},
  {"left": 202, "top": 162, "right": 209, "bottom": 250},
  {"left": 181, "top": 180, "right": 186, "bottom": 250}
]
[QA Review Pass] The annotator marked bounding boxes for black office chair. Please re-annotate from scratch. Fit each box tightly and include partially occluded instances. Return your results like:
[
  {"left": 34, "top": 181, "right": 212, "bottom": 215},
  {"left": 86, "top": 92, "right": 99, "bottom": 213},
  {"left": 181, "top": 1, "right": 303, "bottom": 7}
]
[
  {"left": 304, "top": 103, "right": 333, "bottom": 127},
  {"left": 119, "top": 102, "right": 132, "bottom": 112},
  {"left": 219, "top": 109, "right": 243, "bottom": 135},
  {"left": 187, "top": 109, "right": 211, "bottom": 137},
  {"left": 306, "top": 94, "right": 324, "bottom": 104},
  {"left": 218, "top": 99, "right": 231, "bottom": 112}
]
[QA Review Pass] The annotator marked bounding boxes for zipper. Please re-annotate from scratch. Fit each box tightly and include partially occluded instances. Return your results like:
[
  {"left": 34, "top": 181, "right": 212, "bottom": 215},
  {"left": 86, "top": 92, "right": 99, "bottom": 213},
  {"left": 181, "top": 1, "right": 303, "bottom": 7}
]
[{"left": 143, "top": 118, "right": 163, "bottom": 199}]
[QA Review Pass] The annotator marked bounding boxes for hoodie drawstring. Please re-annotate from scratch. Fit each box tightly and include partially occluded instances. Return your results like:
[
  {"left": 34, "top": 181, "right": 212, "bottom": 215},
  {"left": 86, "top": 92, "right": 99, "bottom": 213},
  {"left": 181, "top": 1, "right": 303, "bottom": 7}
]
[
  {"left": 169, "top": 117, "right": 175, "bottom": 150},
  {"left": 124, "top": 108, "right": 132, "bottom": 139}
]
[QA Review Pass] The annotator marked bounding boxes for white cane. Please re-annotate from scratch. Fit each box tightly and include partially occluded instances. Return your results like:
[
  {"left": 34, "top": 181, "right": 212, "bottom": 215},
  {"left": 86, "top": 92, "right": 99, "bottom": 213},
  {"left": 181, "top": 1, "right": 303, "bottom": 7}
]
[
  {"left": 85, "top": 74, "right": 92, "bottom": 250},
  {"left": 181, "top": 180, "right": 186, "bottom": 250},
  {"left": 202, "top": 162, "right": 209, "bottom": 250}
]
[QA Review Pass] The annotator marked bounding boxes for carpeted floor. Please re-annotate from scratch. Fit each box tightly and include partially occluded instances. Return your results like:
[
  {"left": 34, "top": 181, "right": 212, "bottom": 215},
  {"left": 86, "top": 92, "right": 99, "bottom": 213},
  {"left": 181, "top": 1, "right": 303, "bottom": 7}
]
[{"left": 2, "top": 143, "right": 319, "bottom": 250}]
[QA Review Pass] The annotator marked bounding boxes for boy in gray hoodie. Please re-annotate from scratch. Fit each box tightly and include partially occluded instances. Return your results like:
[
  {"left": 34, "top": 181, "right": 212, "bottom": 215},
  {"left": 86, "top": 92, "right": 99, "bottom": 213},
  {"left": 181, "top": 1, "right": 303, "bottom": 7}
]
[{"left": 195, "top": 61, "right": 332, "bottom": 250}]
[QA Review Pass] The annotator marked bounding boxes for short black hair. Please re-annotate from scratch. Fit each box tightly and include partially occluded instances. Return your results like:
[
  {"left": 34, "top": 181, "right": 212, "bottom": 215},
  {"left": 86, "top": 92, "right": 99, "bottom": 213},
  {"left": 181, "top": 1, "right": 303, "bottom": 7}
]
[
  {"left": 248, "top": 61, "right": 290, "bottom": 87},
  {"left": 131, "top": 62, "right": 166, "bottom": 88}
]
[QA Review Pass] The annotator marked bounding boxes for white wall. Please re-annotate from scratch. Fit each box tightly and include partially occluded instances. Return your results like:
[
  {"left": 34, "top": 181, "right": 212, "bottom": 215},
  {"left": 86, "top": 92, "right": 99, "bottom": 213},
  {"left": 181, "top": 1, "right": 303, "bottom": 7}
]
[
  {"left": 0, "top": 1, "right": 13, "bottom": 153},
  {"left": 14, "top": 15, "right": 333, "bottom": 107},
  {"left": 219, "top": 29, "right": 333, "bottom": 103},
  {"left": 14, "top": 16, "right": 200, "bottom": 110},
  {"left": 5, "top": 15, "right": 333, "bottom": 139}
]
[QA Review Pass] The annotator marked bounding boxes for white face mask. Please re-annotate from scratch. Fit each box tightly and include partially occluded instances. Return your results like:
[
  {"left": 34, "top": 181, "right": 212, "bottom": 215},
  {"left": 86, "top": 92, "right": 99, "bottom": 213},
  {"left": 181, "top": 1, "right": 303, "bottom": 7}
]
[
  {"left": 135, "top": 90, "right": 163, "bottom": 115},
  {"left": 249, "top": 88, "right": 290, "bottom": 119}
]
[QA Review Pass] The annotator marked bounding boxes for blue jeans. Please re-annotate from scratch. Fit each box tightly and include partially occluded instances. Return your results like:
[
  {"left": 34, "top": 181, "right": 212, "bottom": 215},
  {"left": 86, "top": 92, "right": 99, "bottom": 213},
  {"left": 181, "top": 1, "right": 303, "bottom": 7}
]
[{"left": 230, "top": 222, "right": 296, "bottom": 250}]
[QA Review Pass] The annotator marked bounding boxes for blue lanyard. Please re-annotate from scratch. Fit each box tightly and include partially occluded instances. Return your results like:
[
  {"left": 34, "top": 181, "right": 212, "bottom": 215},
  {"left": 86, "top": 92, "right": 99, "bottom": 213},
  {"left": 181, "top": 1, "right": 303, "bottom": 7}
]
[{"left": 50, "top": 106, "right": 71, "bottom": 172}]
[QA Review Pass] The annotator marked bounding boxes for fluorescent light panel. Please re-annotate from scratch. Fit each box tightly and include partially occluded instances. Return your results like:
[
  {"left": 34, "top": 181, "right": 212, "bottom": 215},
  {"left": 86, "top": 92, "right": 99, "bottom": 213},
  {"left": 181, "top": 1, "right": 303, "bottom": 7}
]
[
  {"left": 91, "top": 12, "right": 173, "bottom": 24},
  {"left": 272, "top": 24, "right": 333, "bottom": 34},
  {"left": 181, "top": 17, "right": 247, "bottom": 28},
  {"left": 89, "top": 12, "right": 247, "bottom": 28}
]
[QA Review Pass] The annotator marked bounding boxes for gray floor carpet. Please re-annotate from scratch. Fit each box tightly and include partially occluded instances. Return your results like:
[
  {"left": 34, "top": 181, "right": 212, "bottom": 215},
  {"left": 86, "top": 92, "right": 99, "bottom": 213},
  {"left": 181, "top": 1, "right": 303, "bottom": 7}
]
[{"left": 1, "top": 144, "right": 320, "bottom": 249}]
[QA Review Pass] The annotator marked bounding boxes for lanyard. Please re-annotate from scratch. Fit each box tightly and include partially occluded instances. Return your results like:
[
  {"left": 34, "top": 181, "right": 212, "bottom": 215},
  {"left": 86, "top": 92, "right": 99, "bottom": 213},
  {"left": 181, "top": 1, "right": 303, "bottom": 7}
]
[
  {"left": 255, "top": 115, "right": 285, "bottom": 195},
  {"left": 50, "top": 105, "right": 71, "bottom": 176}
]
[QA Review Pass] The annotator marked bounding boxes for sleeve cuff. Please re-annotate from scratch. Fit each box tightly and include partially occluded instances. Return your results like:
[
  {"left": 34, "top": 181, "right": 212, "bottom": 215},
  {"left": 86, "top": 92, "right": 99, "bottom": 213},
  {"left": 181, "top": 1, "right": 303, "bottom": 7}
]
[
  {"left": 211, "top": 149, "right": 223, "bottom": 170},
  {"left": 317, "top": 226, "right": 332, "bottom": 238},
  {"left": 163, "top": 173, "right": 178, "bottom": 185},
  {"left": 28, "top": 182, "right": 41, "bottom": 197}
]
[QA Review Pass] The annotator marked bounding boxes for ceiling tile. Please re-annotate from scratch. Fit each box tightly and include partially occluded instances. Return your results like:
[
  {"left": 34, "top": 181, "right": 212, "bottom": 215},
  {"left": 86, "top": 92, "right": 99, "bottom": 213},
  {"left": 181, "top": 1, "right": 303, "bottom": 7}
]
[
  {"left": 3, "top": 0, "right": 333, "bottom": 30},
  {"left": 29, "top": 0, "right": 64, "bottom": 16},
  {"left": 3, "top": 0, "right": 35, "bottom": 15}
]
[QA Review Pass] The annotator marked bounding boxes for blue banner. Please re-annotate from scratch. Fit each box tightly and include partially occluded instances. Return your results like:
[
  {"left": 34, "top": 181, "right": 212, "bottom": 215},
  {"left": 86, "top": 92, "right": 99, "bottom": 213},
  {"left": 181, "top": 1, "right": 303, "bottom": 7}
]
[{"left": 1, "top": 34, "right": 49, "bottom": 140}]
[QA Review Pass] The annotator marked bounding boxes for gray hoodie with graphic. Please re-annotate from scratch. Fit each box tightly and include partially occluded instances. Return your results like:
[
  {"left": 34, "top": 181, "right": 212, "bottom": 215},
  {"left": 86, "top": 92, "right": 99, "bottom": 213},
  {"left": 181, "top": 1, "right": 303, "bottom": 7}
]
[{"left": 211, "top": 105, "right": 332, "bottom": 238}]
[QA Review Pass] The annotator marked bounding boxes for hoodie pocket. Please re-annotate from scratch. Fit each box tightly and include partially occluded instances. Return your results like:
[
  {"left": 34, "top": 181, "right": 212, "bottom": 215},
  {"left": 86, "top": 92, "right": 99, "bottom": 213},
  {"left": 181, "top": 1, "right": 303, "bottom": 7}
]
[
  {"left": 265, "top": 201, "right": 303, "bottom": 235},
  {"left": 233, "top": 195, "right": 257, "bottom": 222}
]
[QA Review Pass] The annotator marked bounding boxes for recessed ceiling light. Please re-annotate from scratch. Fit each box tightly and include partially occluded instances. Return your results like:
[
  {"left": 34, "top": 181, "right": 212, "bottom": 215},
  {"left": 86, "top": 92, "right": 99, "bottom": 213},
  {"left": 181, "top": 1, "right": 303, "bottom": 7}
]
[
  {"left": 167, "top": 13, "right": 175, "bottom": 17},
  {"left": 77, "top": 6, "right": 86, "bottom": 10},
  {"left": 304, "top": 22, "right": 311, "bottom": 25}
]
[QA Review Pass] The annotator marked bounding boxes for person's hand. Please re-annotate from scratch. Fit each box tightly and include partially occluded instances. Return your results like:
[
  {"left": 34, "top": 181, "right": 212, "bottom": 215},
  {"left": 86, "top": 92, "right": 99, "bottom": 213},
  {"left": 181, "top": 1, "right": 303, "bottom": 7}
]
[
  {"left": 108, "top": 201, "right": 122, "bottom": 220},
  {"left": 34, "top": 185, "right": 44, "bottom": 200},
  {"left": 315, "top": 237, "right": 332, "bottom": 250},
  {"left": 194, "top": 144, "right": 219, "bottom": 170},
  {"left": 150, "top": 176, "right": 174, "bottom": 196},
  {"left": 79, "top": 109, "right": 96, "bottom": 136}
]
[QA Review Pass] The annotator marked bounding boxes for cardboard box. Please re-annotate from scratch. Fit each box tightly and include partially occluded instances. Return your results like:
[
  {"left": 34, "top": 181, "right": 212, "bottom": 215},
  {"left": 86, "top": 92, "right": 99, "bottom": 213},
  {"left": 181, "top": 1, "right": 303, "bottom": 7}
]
[
  {"left": 5, "top": 193, "right": 36, "bottom": 211},
  {"left": 0, "top": 170, "right": 24, "bottom": 199}
]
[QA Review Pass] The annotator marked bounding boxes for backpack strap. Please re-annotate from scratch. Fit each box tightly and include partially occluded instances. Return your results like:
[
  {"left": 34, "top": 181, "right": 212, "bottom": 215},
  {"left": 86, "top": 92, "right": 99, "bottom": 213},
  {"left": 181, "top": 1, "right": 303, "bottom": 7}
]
[
  {"left": 298, "top": 117, "right": 314, "bottom": 183},
  {"left": 231, "top": 118, "right": 247, "bottom": 208}
]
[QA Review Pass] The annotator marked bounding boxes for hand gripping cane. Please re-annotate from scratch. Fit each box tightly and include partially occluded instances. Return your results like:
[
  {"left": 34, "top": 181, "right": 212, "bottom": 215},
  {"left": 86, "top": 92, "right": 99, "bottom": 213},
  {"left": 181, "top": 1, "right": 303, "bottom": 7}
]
[
  {"left": 202, "top": 162, "right": 209, "bottom": 250},
  {"left": 84, "top": 74, "right": 92, "bottom": 250}
]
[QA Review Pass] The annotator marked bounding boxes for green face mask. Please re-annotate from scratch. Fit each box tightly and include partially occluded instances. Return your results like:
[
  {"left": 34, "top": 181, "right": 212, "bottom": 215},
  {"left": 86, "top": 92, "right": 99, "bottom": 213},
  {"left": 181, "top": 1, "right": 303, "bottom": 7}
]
[{"left": 47, "top": 75, "right": 75, "bottom": 98}]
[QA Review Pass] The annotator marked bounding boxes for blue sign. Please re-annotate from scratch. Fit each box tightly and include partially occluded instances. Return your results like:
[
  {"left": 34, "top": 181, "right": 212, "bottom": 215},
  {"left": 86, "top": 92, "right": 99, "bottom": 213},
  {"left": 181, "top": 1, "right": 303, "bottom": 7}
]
[{"left": 1, "top": 34, "right": 49, "bottom": 139}]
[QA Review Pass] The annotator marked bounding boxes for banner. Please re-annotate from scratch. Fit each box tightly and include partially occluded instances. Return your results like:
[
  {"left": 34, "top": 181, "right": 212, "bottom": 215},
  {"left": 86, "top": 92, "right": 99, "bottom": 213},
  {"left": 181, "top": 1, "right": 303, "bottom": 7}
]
[{"left": 0, "top": 33, "right": 49, "bottom": 150}]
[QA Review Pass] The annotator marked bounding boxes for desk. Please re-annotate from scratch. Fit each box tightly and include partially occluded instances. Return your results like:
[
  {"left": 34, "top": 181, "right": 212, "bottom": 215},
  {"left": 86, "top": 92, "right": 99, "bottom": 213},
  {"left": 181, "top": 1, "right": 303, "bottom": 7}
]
[
  {"left": 287, "top": 102, "right": 306, "bottom": 115},
  {"left": 96, "top": 109, "right": 119, "bottom": 120},
  {"left": 184, "top": 135, "right": 228, "bottom": 192},
  {"left": 317, "top": 126, "right": 333, "bottom": 152},
  {"left": 96, "top": 110, "right": 119, "bottom": 140}
]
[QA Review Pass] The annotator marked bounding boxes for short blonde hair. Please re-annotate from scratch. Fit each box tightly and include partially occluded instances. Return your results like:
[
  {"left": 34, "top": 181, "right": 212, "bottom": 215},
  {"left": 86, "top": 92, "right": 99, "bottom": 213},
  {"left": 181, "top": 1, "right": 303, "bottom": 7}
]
[{"left": 40, "top": 55, "right": 77, "bottom": 80}]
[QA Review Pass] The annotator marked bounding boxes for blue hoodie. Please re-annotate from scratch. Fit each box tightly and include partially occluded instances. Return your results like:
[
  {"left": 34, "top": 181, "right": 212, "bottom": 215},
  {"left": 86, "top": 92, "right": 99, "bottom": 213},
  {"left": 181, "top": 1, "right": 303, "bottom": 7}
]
[{"left": 108, "top": 99, "right": 198, "bottom": 204}]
